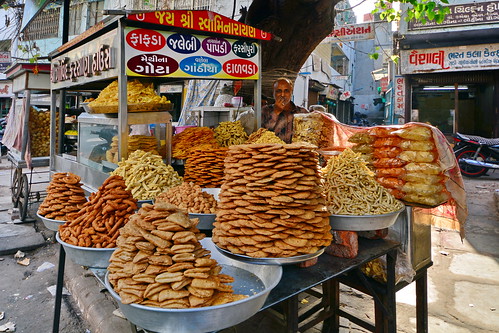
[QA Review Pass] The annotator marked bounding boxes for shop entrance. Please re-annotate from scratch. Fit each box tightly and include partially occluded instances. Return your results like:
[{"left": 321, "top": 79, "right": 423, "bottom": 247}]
[{"left": 409, "top": 70, "right": 498, "bottom": 138}]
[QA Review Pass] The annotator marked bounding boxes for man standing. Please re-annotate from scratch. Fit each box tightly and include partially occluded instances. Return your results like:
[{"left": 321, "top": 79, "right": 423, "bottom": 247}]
[{"left": 262, "top": 77, "right": 308, "bottom": 143}]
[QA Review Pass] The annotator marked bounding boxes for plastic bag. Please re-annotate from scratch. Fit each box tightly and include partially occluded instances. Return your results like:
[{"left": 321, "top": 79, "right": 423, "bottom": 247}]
[
  {"left": 404, "top": 162, "right": 442, "bottom": 174},
  {"left": 373, "top": 137, "right": 403, "bottom": 147},
  {"left": 372, "top": 158, "right": 407, "bottom": 168},
  {"left": 375, "top": 167, "right": 405, "bottom": 178},
  {"left": 399, "top": 140, "right": 435, "bottom": 151},
  {"left": 348, "top": 132, "right": 374, "bottom": 144},
  {"left": 361, "top": 248, "right": 415, "bottom": 284},
  {"left": 402, "top": 172, "right": 445, "bottom": 184},
  {"left": 399, "top": 150, "right": 436, "bottom": 163},
  {"left": 376, "top": 177, "right": 405, "bottom": 189},
  {"left": 392, "top": 126, "right": 432, "bottom": 141},
  {"left": 402, "top": 191, "right": 450, "bottom": 206},
  {"left": 352, "top": 143, "right": 373, "bottom": 154},
  {"left": 235, "top": 108, "right": 257, "bottom": 135},
  {"left": 373, "top": 146, "right": 402, "bottom": 158},
  {"left": 368, "top": 127, "right": 397, "bottom": 137},
  {"left": 292, "top": 113, "right": 324, "bottom": 146},
  {"left": 401, "top": 182, "right": 445, "bottom": 195}
]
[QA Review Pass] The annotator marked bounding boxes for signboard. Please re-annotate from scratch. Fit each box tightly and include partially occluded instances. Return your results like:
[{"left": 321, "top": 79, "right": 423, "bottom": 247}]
[
  {"left": 51, "top": 30, "right": 119, "bottom": 90},
  {"left": 400, "top": 43, "right": 499, "bottom": 74},
  {"left": 0, "top": 52, "right": 11, "bottom": 73},
  {"left": 324, "top": 23, "right": 375, "bottom": 42},
  {"left": 408, "top": 1, "right": 499, "bottom": 30},
  {"left": 0, "top": 82, "right": 13, "bottom": 97},
  {"left": 127, "top": 10, "right": 272, "bottom": 41},
  {"left": 393, "top": 76, "right": 405, "bottom": 116},
  {"left": 125, "top": 27, "right": 260, "bottom": 80}
]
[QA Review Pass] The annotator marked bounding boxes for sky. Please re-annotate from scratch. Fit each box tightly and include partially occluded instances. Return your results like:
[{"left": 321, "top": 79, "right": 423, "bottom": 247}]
[{"left": 349, "top": 0, "right": 377, "bottom": 21}]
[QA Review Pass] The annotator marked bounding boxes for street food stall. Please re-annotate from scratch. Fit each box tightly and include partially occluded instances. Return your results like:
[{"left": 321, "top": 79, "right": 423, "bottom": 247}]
[
  {"left": 2, "top": 63, "right": 53, "bottom": 221},
  {"left": 44, "top": 10, "right": 467, "bottom": 333}
]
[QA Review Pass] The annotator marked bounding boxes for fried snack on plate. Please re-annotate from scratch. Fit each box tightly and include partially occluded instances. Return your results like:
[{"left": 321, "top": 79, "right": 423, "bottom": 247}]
[{"left": 107, "top": 202, "right": 247, "bottom": 308}]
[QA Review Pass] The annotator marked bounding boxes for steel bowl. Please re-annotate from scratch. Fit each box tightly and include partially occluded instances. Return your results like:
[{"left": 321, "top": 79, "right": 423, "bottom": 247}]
[
  {"left": 188, "top": 213, "right": 216, "bottom": 230},
  {"left": 104, "top": 238, "right": 282, "bottom": 333},
  {"left": 215, "top": 244, "right": 325, "bottom": 265},
  {"left": 55, "top": 232, "right": 116, "bottom": 268},
  {"left": 37, "top": 212, "right": 66, "bottom": 232},
  {"left": 329, "top": 206, "right": 405, "bottom": 231}
]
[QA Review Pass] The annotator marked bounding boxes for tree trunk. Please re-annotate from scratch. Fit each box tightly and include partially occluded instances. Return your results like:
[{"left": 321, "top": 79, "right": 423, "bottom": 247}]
[{"left": 242, "top": 0, "right": 341, "bottom": 99}]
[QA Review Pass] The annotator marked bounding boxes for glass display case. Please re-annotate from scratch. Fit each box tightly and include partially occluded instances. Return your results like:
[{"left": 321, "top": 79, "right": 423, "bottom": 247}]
[{"left": 77, "top": 112, "right": 172, "bottom": 173}]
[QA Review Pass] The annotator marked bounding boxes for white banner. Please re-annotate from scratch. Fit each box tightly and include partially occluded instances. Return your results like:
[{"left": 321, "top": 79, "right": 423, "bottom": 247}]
[
  {"left": 393, "top": 76, "right": 405, "bottom": 116},
  {"left": 324, "top": 23, "right": 375, "bottom": 42},
  {"left": 400, "top": 43, "right": 499, "bottom": 74}
]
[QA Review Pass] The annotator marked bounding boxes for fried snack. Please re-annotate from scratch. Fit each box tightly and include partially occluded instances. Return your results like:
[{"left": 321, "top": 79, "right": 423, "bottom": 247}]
[
  {"left": 156, "top": 182, "right": 218, "bottom": 214},
  {"left": 58, "top": 175, "right": 137, "bottom": 248},
  {"left": 212, "top": 143, "right": 333, "bottom": 258},
  {"left": 292, "top": 113, "right": 324, "bottom": 146},
  {"left": 246, "top": 128, "right": 285, "bottom": 144},
  {"left": 28, "top": 107, "right": 56, "bottom": 157},
  {"left": 172, "top": 127, "right": 219, "bottom": 160},
  {"left": 88, "top": 80, "right": 170, "bottom": 107},
  {"left": 107, "top": 202, "right": 247, "bottom": 308},
  {"left": 183, "top": 148, "right": 228, "bottom": 187},
  {"left": 214, "top": 121, "right": 248, "bottom": 147},
  {"left": 322, "top": 148, "right": 404, "bottom": 215},
  {"left": 38, "top": 172, "right": 87, "bottom": 221},
  {"left": 111, "top": 150, "right": 182, "bottom": 200}
]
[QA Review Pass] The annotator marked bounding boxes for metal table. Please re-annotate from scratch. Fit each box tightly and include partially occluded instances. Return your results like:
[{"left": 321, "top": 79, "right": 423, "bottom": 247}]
[{"left": 55, "top": 238, "right": 399, "bottom": 333}]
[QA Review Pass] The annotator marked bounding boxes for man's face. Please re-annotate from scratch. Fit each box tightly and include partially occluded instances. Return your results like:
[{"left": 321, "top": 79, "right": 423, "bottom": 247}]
[{"left": 273, "top": 80, "right": 292, "bottom": 110}]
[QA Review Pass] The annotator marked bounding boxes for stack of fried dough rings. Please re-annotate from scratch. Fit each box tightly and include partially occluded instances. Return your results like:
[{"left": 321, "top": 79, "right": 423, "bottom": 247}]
[
  {"left": 38, "top": 172, "right": 87, "bottom": 221},
  {"left": 212, "top": 143, "right": 333, "bottom": 258}
]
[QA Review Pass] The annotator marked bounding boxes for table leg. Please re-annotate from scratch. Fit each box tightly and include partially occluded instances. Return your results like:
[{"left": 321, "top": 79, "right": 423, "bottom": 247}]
[
  {"left": 416, "top": 270, "right": 428, "bottom": 333},
  {"left": 52, "top": 244, "right": 66, "bottom": 333},
  {"left": 284, "top": 296, "right": 299, "bottom": 333},
  {"left": 385, "top": 248, "right": 397, "bottom": 333},
  {"left": 323, "top": 279, "right": 340, "bottom": 333}
]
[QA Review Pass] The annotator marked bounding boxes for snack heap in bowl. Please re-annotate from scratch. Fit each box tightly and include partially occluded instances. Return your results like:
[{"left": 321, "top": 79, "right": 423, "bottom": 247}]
[
  {"left": 59, "top": 175, "right": 137, "bottom": 248},
  {"left": 110, "top": 150, "right": 182, "bottom": 201},
  {"left": 212, "top": 143, "right": 333, "bottom": 258},
  {"left": 38, "top": 172, "right": 87, "bottom": 221},
  {"left": 107, "top": 202, "right": 247, "bottom": 308},
  {"left": 183, "top": 147, "right": 228, "bottom": 188},
  {"left": 88, "top": 79, "right": 169, "bottom": 108},
  {"left": 156, "top": 182, "right": 218, "bottom": 214},
  {"left": 322, "top": 148, "right": 404, "bottom": 215}
]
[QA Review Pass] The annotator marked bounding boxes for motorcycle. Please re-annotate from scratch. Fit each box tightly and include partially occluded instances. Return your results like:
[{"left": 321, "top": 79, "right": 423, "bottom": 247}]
[{"left": 452, "top": 132, "right": 499, "bottom": 177}]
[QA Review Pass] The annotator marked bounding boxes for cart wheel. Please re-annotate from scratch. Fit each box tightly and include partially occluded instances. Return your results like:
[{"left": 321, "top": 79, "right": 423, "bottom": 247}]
[
  {"left": 11, "top": 168, "right": 22, "bottom": 207},
  {"left": 18, "top": 174, "right": 30, "bottom": 222}
]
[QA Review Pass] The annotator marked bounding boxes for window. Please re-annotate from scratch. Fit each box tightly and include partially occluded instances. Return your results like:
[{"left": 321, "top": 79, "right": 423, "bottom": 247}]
[
  {"left": 23, "top": 7, "right": 60, "bottom": 40},
  {"left": 69, "top": 0, "right": 105, "bottom": 36},
  {"left": 172, "top": 0, "right": 212, "bottom": 10},
  {"left": 331, "top": 44, "right": 349, "bottom": 76}
]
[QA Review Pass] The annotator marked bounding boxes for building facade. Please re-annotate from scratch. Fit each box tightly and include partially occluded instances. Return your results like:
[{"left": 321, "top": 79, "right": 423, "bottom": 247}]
[{"left": 398, "top": 0, "right": 499, "bottom": 138}]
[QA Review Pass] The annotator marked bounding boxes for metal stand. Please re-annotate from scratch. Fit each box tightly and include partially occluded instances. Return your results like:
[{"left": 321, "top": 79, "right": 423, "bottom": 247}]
[{"left": 53, "top": 245, "right": 66, "bottom": 333}]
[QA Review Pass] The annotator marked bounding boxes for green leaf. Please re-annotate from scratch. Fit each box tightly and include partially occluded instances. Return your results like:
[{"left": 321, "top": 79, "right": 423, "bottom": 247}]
[{"left": 369, "top": 53, "right": 379, "bottom": 60}]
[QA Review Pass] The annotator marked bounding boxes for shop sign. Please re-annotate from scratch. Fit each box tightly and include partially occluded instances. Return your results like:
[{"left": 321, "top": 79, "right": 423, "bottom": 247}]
[
  {"left": 400, "top": 43, "right": 499, "bottom": 74},
  {"left": 326, "top": 86, "right": 339, "bottom": 100},
  {"left": 0, "top": 82, "right": 12, "bottom": 97},
  {"left": 393, "top": 76, "right": 405, "bottom": 116},
  {"left": 324, "top": 23, "right": 374, "bottom": 42},
  {"left": 408, "top": 1, "right": 499, "bottom": 30},
  {"left": 339, "top": 90, "right": 351, "bottom": 101},
  {"left": 51, "top": 45, "right": 114, "bottom": 83},
  {"left": 125, "top": 27, "right": 259, "bottom": 80},
  {"left": 127, "top": 10, "right": 272, "bottom": 41},
  {"left": 0, "top": 52, "right": 11, "bottom": 72}
]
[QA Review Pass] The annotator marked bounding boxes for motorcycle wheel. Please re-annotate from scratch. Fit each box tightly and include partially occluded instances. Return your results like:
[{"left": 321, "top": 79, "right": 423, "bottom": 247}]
[{"left": 456, "top": 149, "right": 488, "bottom": 177}]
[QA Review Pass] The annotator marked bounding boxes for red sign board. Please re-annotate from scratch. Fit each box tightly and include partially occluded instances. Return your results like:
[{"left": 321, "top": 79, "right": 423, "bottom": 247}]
[{"left": 127, "top": 10, "right": 272, "bottom": 41}]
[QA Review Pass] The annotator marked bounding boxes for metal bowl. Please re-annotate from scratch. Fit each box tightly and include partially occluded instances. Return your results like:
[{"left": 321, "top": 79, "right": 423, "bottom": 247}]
[
  {"left": 36, "top": 212, "right": 66, "bottom": 232},
  {"left": 104, "top": 238, "right": 282, "bottom": 333},
  {"left": 329, "top": 206, "right": 405, "bottom": 231},
  {"left": 215, "top": 244, "right": 325, "bottom": 265},
  {"left": 55, "top": 232, "right": 116, "bottom": 268},
  {"left": 188, "top": 213, "right": 216, "bottom": 230}
]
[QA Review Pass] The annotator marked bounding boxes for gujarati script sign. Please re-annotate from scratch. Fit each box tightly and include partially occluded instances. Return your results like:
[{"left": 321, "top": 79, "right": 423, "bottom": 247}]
[
  {"left": 127, "top": 10, "right": 272, "bottom": 41},
  {"left": 400, "top": 43, "right": 499, "bottom": 74},
  {"left": 324, "top": 23, "right": 375, "bottom": 42}
]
